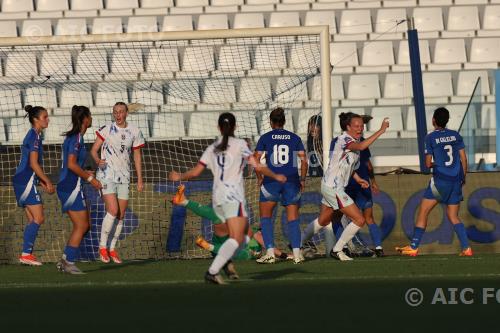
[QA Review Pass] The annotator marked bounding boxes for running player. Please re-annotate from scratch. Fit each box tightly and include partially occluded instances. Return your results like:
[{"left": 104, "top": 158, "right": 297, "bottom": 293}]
[
  {"left": 396, "top": 107, "right": 472, "bottom": 256},
  {"left": 301, "top": 113, "right": 389, "bottom": 261},
  {"left": 169, "top": 112, "right": 286, "bottom": 284},
  {"left": 90, "top": 102, "right": 145, "bottom": 264},
  {"left": 254, "top": 108, "right": 308, "bottom": 264},
  {"left": 56, "top": 106, "right": 103, "bottom": 274},
  {"left": 13, "top": 105, "right": 55, "bottom": 266}
]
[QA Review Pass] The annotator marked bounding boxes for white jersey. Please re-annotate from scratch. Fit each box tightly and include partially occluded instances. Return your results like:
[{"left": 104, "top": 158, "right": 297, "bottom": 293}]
[
  {"left": 199, "top": 136, "right": 253, "bottom": 206},
  {"left": 322, "top": 132, "right": 360, "bottom": 189},
  {"left": 96, "top": 122, "right": 145, "bottom": 184}
]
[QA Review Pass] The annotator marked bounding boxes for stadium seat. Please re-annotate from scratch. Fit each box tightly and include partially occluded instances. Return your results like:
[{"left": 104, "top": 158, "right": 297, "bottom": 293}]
[
  {"left": 136, "top": 0, "right": 172, "bottom": 15},
  {"left": 428, "top": 39, "right": 467, "bottom": 71},
  {"left": 479, "top": 6, "right": 500, "bottom": 37},
  {"left": 367, "top": 107, "right": 402, "bottom": 138},
  {"left": 70, "top": 0, "right": 103, "bottom": 10},
  {"left": 452, "top": 71, "right": 490, "bottom": 103},
  {"left": 235, "top": 78, "right": 272, "bottom": 110},
  {"left": 277, "top": 0, "right": 311, "bottom": 11},
  {"left": 269, "top": 12, "right": 301, "bottom": 28},
  {"left": 202, "top": 79, "right": 237, "bottom": 105},
  {"left": 25, "top": 87, "right": 58, "bottom": 109},
  {"left": 21, "top": 20, "right": 52, "bottom": 37},
  {"left": 179, "top": 47, "right": 215, "bottom": 77},
  {"left": 251, "top": 44, "right": 287, "bottom": 76},
  {"left": 211, "top": 0, "right": 243, "bottom": 4},
  {"left": 91, "top": 17, "right": 123, "bottom": 34},
  {"left": 2, "top": 0, "right": 34, "bottom": 13},
  {"left": 36, "top": 0, "right": 69, "bottom": 11},
  {"left": 151, "top": 113, "right": 185, "bottom": 139},
  {"left": 442, "top": 6, "right": 479, "bottom": 38},
  {"left": 372, "top": 8, "right": 407, "bottom": 40},
  {"left": 479, "top": 104, "right": 496, "bottom": 136},
  {"left": 176, "top": 0, "right": 208, "bottom": 6},
  {"left": 330, "top": 42, "right": 359, "bottom": 74},
  {"left": 402, "top": 106, "right": 433, "bottom": 138},
  {"left": 455, "top": 0, "right": 487, "bottom": 3},
  {"left": 393, "top": 39, "right": 430, "bottom": 72},
  {"left": 380, "top": 73, "right": 413, "bottom": 106},
  {"left": 127, "top": 114, "right": 150, "bottom": 139},
  {"left": 216, "top": 45, "right": 251, "bottom": 77},
  {"left": 44, "top": 116, "right": 71, "bottom": 143},
  {"left": 144, "top": 48, "right": 180, "bottom": 76},
  {"left": 132, "top": 82, "right": 164, "bottom": 106},
  {"left": 466, "top": 37, "right": 500, "bottom": 69},
  {"left": 344, "top": 74, "right": 381, "bottom": 106},
  {"left": 60, "top": 84, "right": 94, "bottom": 107},
  {"left": 275, "top": 78, "right": 308, "bottom": 107},
  {"left": 419, "top": 0, "right": 451, "bottom": 5},
  {"left": 171, "top": 0, "right": 207, "bottom": 14},
  {"left": 8, "top": 117, "right": 32, "bottom": 144},
  {"left": 358, "top": 41, "right": 395, "bottom": 73},
  {"left": 413, "top": 7, "right": 444, "bottom": 38},
  {"left": 167, "top": 80, "right": 201, "bottom": 105},
  {"left": 422, "top": 72, "right": 453, "bottom": 104},
  {"left": 445, "top": 104, "right": 469, "bottom": 131},
  {"left": 197, "top": 14, "right": 229, "bottom": 30},
  {"left": 188, "top": 112, "right": 220, "bottom": 138},
  {"left": 337, "top": 10, "right": 372, "bottom": 41},
  {"left": 40, "top": 51, "right": 73, "bottom": 77},
  {"left": 84, "top": 114, "right": 110, "bottom": 141},
  {"left": 0, "top": 21, "right": 18, "bottom": 37},
  {"left": 347, "top": 0, "right": 381, "bottom": 9},
  {"left": 285, "top": 43, "right": 320, "bottom": 76},
  {"left": 308, "top": 75, "right": 344, "bottom": 107},
  {"left": 262, "top": 109, "right": 294, "bottom": 134},
  {"left": 234, "top": 111, "right": 258, "bottom": 138},
  {"left": 55, "top": 18, "right": 87, "bottom": 35},
  {"left": 110, "top": 49, "right": 144, "bottom": 77},
  {"left": 75, "top": 49, "right": 109, "bottom": 75},
  {"left": 304, "top": 11, "right": 337, "bottom": 34},
  {"left": 95, "top": 83, "right": 129, "bottom": 106},
  {"left": 233, "top": 13, "right": 265, "bottom": 29},
  {"left": 161, "top": 15, "right": 193, "bottom": 39},
  {"left": 312, "top": 0, "right": 351, "bottom": 10},
  {"left": 383, "top": 0, "right": 416, "bottom": 8},
  {"left": 0, "top": 89, "right": 22, "bottom": 113},
  {"left": 5, "top": 53, "right": 38, "bottom": 78},
  {"left": 296, "top": 109, "right": 319, "bottom": 136},
  {"left": 100, "top": 0, "right": 137, "bottom": 16},
  {"left": 0, "top": 119, "right": 6, "bottom": 143},
  {"left": 126, "top": 16, "right": 158, "bottom": 33}
]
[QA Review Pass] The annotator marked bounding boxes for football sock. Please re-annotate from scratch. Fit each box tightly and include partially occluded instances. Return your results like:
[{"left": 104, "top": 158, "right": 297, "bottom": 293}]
[
  {"left": 333, "top": 223, "right": 361, "bottom": 252},
  {"left": 22, "top": 221, "right": 40, "bottom": 255},
  {"left": 110, "top": 219, "right": 124, "bottom": 250},
  {"left": 453, "top": 222, "right": 470, "bottom": 250},
  {"left": 287, "top": 219, "right": 301, "bottom": 252},
  {"left": 211, "top": 234, "right": 228, "bottom": 255},
  {"left": 340, "top": 215, "right": 351, "bottom": 228},
  {"left": 99, "top": 213, "right": 116, "bottom": 249},
  {"left": 323, "top": 223, "right": 335, "bottom": 255},
  {"left": 186, "top": 200, "right": 221, "bottom": 224},
  {"left": 301, "top": 218, "right": 323, "bottom": 244},
  {"left": 260, "top": 217, "right": 274, "bottom": 250},
  {"left": 208, "top": 238, "right": 239, "bottom": 275},
  {"left": 410, "top": 227, "right": 426, "bottom": 249},
  {"left": 368, "top": 223, "right": 383, "bottom": 248},
  {"left": 63, "top": 245, "right": 79, "bottom": 264}
]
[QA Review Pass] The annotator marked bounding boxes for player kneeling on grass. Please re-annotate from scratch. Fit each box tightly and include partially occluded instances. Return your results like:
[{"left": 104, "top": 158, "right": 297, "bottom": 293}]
[
  {"left": 396, "top": 107, "right": 472, "bottom": 257},
  {"left": 301, "top": 113, "right": 389, "bottom": 261},
  {"left": 169, "top": 112, "right": 286, "bottom": 285},
  {"left": 56, "top": 106, "right": 103, "bottom": 274}
]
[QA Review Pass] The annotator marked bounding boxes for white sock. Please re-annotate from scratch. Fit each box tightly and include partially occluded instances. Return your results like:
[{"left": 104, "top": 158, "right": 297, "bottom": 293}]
[
  {"left": 333, "top": 223, "right": 361, "bottom": 252},
  {"left": 208, "top": 244, "right": 215, "bottom": 251},
  {"left": 110, "top": 219, "right": 124, "bottom": 250},
  {"left": 99, "top": 213, "right": 116, "bottom": 249},
  {"left": 266, "top": 248, "right": 275, "bottom": 257},
  {"left": 293, "top": 248, "right": 301, "bottom": 258},
  {"left": 208, "top": 238, "right": 239, "bottom": 275},
  {"left": 340, "top": 215, "right": 351, "bottom": 228},
  {"left": 301, "top": 218, "right": 323, "bottom": 245},
  {"left": 323, "top": 223, "right": 335, "bottom": 255}
]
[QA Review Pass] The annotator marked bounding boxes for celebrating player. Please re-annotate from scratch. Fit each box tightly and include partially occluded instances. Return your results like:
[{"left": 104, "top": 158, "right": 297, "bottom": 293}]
[
  {"left": 254, "top": 108, "right": 308, "bottom": 264},
  {"left": 56, "top": 106, "right": 103, "bottom": 274},
  {"left": 396, "top": 107, "right": 472, "bottom": 256},
  {"left": 13, "top": 105, "right": 55, "bottom": 266},
  {"left": 301, "top": 112, "right": 389, "bottom": 261},
  {"left": 90, "top": 102, "right": 145, "bottom": 264},
  {"left": 169, "top": 112, "right": 286, "bottom": 284}
]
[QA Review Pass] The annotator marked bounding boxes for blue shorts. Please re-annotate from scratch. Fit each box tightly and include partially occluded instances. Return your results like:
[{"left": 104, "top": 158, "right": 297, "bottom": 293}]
[
  {"left": 423, "top": 177, "right": 463, "bottom": 205},
  {"left": 57, "top": 188, "right": 87, "bottom": 213},
  {"left": 346, "top": 187, "right": 373, "bottom": 210},
  {"left": 259, "top": 180, "right": 301, "bottom": 206},
  {"left": 13, "top": 183, "right": 42, "bottom": 207}
]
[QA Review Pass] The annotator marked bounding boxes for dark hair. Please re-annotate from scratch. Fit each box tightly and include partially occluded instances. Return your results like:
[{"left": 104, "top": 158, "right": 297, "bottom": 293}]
[
  {"left": 24, "top": 105, "right": 47, "bottom": 125},
  {"left": 339, "top": 112, "right": 372, "bottom": 131},
  {"left": 307, "top": 114, "right": 322, "bottom": 132},
  {"left": 269, "top": 107, "right": 286, "bottom": 127},
  {"left": 215, "top": 112, "right": 236, "bottom": 152},
  {"left": 433, "top": 107, "right": 449, "bottom": 128},
  {"left": 113, "top": 101, "right": 128, "bottom": 111},
  {"left": 63, "top": 105, "right": 91, "bottom": 137}
]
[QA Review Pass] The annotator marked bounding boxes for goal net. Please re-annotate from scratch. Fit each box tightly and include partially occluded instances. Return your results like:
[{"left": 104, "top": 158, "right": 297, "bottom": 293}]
[{"left": 0, "top": 27, "right": 330, "bottom": 263}]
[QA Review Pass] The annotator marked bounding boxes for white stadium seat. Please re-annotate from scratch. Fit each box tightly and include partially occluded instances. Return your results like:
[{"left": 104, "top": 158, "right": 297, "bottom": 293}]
[
  {"left": 75, "top": 50, "right": 108, "bottom": 75},
  {"left": 428, "top": 38, "right": 467, "bottom": 71},
  {"left": 36, "top": 0, "right": 69, "bottom": 11},
  {"left": 111, "top": 49, "right": 144, "bottom": 74},
  {"left": 21, "top": 20, "right": 52, "bottom": 37},
  {"left": 197, "top": 14, "right": 229, "bottom": 30},
  {"left": 188, "top": 112, "right": 220, "bottom": 138},
  {"left": 330, "top": 42, "right": 359, "bottom": 74},
  {"left": 422, "top": 72, "right": 453, "bottom": 104},
  {"left": 5, "top": 53, "right": 38, "bottom": 77},
  {"left": 305, "top": 11, "right": 337, "bottom": 34},
  {"left": 217, "top": 45, "right": 251, "bottom": 76},
  {"left": 132, "top": 82, "right": 164, "bottom": 106},
  {"left": 44, "top": 116, "right": 71, "bottom": 143},
  {"left": 8, "top": 117, "right": 32, "bottom": 144},
  {"left": 269, "top": 12, "right": 300, "bottom": 27},
  {"left": 234, "top": 111, "right": 258, "bottom": 138},
  {"left": 479, "top": 104, "right": 496, "bottom": 135},
  {"left": 141, "top": 0, "right": 174, "bottom": 7},
  {"left": 309, "top": 75, "right": 345, "bottom": 105},
  {"left": 393, "top": 39, "right": 430, "bottom": 72},
  {"left": 373, "top": 8, "right": 407, "bottom": 40},
  {"left": 162, "top": 15, "right": 193, "bottom": 31},
  {"left": 55, "top": 18, "right": 87, "bottom": 35},
  {"left": 296, "top": 109, "right": 319, "bottom": 136},
  {"left": 0, "top": 119, "right": 6, "bottom": 143},
  {"left": 479, "top": 6, "right": 500, "bottom": 37},
  {"left": 70, "top": 0, "right": 103, "bottom": 10},
  {"left": 180, "top": 47, "right": 215, "bottom": 75},
  {"left": 25, "top": 87, "right": 58, "bottom": 108},
  {"left": 105, "top": 0, "right": 138, "bottom": 9},
  {"left": 0, "top": 89, "right": 22, "bottom": 112},
  {"left": 233, "top": 13, "right": 265, "bottom": 29},
  {"left": 413, "top": 7, "right": 444, "bottom": 38},
  {"left": 60, "top": 84, "right": 94, "bottom": 107},
  {"left": 380, "top": 73, "right": 413, "bottom": 106},
  {"left": 167, "top": 81, "right": 201, "bottom": 105},
  {"left": 95, "top": 83, "right": 129, "bottom": 106},
  {"left": 145, "top": 48, "right": 180, "bottom": 74},
  {"left": 286, "top": 43, "right": 320, "bottom": 76},
  {"left": 176, "top": 0, "right": 208, "bottom": 6},
  {"left": 127, "top": 114, "right": 150, "bottom": 139},
  {"left": 358, "top": 41, "right": 395, "bottom": 73},
  {"left": 344, "top": 74, "right": 381, "bottom": 106},
  {"left": 443, "top": 6, "right": 480, "bottom": 38},
  {"left": 452, "top": 71, "right": 490, "bottom": 103},
  {"left": 337, "top": 10, "right": 372, "bottom": 41},
  {"left": 275, "top": 78, "right": 308, "bottom": 107},
  {"left": 203, "top": 79, "right": 237, "bottom": 104},
  {"left": 367, "top": 107, "right": 403, "bottom": 138},
  {"left": 251, "top": 44, "right": 287, "bottom": 76},
  {"left": 2, "top": 0, "right": 34, "bottom": 12},
  {"left": 126, "top": 16, "right": 158, "bottom": 33},
  {"left": 466, "top": 38, "right": 500, "bottom": 69},
  {"left": 91, "top": 18, "right": 123, "bottom": 34},
  {"left": 0, "top": 21, "right": 18, "bottom": 37},
  {"left": 236, "top": 78, "right": 272, "bottom": 109},
  {"left": 151, "top": 113, "right": 185, "bottom": 139},
  {"left": 40, "top": 51, "right": 73, "bottom": 76}
]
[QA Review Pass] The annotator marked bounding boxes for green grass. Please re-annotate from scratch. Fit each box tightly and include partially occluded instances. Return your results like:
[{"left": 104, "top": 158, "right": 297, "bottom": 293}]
[{"left": 2, "top": 254, "right": 500, "bottom": 332}]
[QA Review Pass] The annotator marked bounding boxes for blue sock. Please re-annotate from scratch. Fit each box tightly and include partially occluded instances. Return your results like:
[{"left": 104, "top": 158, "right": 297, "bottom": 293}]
[
  {"left": 22, "top": 222, "right": 40, "bottom": 254},
  {"left": 333, "top": 223, "right": 343, "bottom": 240},
  {"left": 453, "top": 223, "right": 469, "bottom": 250},
  {"left": 260, "top": 217, "right": 274, "bottom": 249},
  {"left": 63, "top": 246, "right": 79, "bottom": 263},
  {"left": 287, "top": 219, "right": 301, "bottom": 249},
  {"left": 368, "top": 223, "right": 383, "bottom": 248},
  {"left": 410, "top": 227, "right": 425, "bottom": 249}
]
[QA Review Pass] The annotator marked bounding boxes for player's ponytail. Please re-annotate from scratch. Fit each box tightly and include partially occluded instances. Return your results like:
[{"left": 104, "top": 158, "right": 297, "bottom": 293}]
[
  {"left": 24, "top": 105, "right": 47, "bottom": 125},
  {"left": 215, "top": 112, "right": 236, "bottom": 152},
  {"left": 63, "top": 105, "right": 91, "bottom": 137}
]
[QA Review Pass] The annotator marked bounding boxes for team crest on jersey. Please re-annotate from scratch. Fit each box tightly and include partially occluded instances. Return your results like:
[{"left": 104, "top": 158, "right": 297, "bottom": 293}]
[{"left": 121, "top": 134, "right": 126, "bottom": 140}]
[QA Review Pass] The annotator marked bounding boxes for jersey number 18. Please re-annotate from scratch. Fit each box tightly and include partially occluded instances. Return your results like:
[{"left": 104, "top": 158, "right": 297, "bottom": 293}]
[{"left": 273, "top": 144, "right": 289, "bottom": 165}]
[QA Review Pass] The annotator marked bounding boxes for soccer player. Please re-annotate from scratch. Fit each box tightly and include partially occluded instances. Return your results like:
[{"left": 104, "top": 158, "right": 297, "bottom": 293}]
[
  {"left": 90, "top": 102, "right": 145, "bottom": 264},
  {"left": 396, "top": 107, "right": 472, "bottom": 257},
  {"left": 56, "top": 106, "right": 103, "bottom": 274},
  {"left": 254, "top": 107, "right": 308, "bottom": 264},
  {"left": 169, "top": 112, "right": 286, "bottom": 284},
  {"left": 307, "top": 114, "right": 323, "bottom": 177},
  {"left": 301, "top": 113, "right": 389, "bottom": 261},
  {"left": 13, "top": 105, "right": 55, "bottom": 266}
]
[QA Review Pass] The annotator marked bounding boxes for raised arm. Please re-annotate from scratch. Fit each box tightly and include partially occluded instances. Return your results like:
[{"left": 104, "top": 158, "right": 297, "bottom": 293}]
[
  {"left": 29, "top": 151, "right": 54, "bottom": 194},
  {"left": 133, "top": 148, "right": 144, "bottom": 192},
  {"left": 349, "top": 118, "right": 390, "bottom": 151},
  {"left": 248, "top": 155, "right": 286, "bottom": 183},
  {"left": 168, "top": 162, "right": 206, "bottom": 182}
]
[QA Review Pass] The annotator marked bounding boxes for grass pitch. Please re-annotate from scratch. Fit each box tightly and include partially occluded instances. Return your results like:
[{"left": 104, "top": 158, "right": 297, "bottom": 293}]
[{"left": 1, "top": 254, "right": 500, "bottom": 332}]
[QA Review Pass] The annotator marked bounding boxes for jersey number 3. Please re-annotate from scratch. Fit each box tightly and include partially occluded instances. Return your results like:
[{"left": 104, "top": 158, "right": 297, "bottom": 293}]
[
  {"left": 273, "top": 144, "right": 289, "bottom": 165},
  {"left": 444, "top": 144, "right": 453, "bottom": 166}
]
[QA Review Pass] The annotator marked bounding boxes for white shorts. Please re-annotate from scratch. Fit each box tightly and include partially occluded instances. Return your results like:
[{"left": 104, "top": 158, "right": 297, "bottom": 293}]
[
  {"left": 213, "top": 201, "right": 248, "bottom": 222},
  {"left": 100, "top": 180, "right": 130, "bottom": 200},
  {"left": 321, "top": 182, "right": 354, "bottom": 210}
]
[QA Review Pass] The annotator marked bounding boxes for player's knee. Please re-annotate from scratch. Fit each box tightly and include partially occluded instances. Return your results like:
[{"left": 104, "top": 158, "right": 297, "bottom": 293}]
[
  {"left": 107, "top": 207, "right": 119, "bottom": 217},
  {"left": 353, "top": 215, "right": 365, "bottom": 226},
  {"left": 35, "top": 216, "right": 45, "bottom": 225}
]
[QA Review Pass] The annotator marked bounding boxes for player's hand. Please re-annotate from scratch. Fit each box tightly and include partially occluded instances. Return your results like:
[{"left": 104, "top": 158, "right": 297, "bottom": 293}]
[
  {"left": 169, "top": 171, "right": 182, "bottom": 181},
  {"left": 300, "top": 180, "right": 306, "bottom": 192},
  {"left": 137, "top": 179, "right": 144, "bottom": 192},
  {"left": 371, "top": 181, "right": 380, "bottom": 195},
  {"left": 275, "top": 174, "right": 287, "bottom": 184},
  {"left": 358, "top": 179, "right": 370, "bottom": 189},
  {"left": 97, "top": 159, "right": 107, "bottom": 169},
  {"left": 91, "top": 178, "right": 102, "bottom": 190},
  {"left": 380, "top": 117, "right": 390, "bottom": 132},
  {"left": 257, "top": 177, "right": 263, "bottom": 186},
  {"left": 43, "top": 181, "right": 55, "bottom": 194}
]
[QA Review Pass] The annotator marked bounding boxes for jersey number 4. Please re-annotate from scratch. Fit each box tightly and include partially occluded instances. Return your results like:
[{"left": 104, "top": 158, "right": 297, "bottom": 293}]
[{"left": 273, "top": 144, "right": 289, "bottom": 165}]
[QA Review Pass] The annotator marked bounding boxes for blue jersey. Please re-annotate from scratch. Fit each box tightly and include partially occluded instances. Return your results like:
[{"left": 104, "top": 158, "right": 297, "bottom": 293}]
[
  {"left": 330, "top": 137, "right": 371, "bottom": 190},
  {"left": 58, "top": 133, "right": 87, "bottom": 193},
  {"left": 256, "top": 128, "right": 305, "bottom": 183},
  {"left": 12, "top": 128, "right": 43, "bottom": 186},
  {"left": 425, "top": 129, "right": 465, "bottom": 182}
]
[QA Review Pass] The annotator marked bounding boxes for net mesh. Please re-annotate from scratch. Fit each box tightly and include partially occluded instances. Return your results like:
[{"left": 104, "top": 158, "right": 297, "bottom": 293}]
[{"left": 0, "top": 33, "right": 324, "bottom": 262}]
